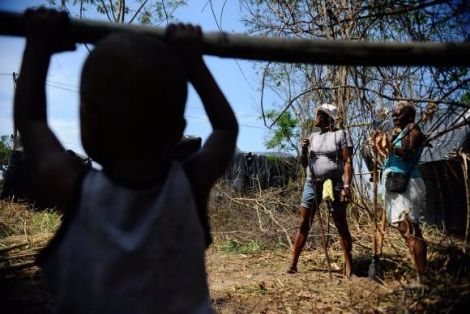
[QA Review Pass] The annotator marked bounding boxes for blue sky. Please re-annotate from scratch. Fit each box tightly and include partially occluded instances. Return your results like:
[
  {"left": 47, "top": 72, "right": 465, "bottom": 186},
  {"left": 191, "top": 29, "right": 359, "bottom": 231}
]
[{"left": 0, "top": 0, "right": 272, "bottom": 155}]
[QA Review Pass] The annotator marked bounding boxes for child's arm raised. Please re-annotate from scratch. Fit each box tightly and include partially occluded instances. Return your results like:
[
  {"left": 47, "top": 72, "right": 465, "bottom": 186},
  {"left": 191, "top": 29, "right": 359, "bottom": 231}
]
[
  {"left": 167, "top": 24, "right": 238, "bottom": 241},
  {"left": 14, "top": 9, "right": 85, "bottom": 212}
]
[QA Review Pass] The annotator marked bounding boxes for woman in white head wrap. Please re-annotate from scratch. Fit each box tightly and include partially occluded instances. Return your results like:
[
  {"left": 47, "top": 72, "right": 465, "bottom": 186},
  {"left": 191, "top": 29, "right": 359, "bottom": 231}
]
[{"left": 287, "top": 104, "right": 354, "bottom": 278}]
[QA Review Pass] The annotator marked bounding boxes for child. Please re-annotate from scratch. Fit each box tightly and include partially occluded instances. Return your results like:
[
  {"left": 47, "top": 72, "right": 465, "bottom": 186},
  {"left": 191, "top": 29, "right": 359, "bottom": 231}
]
[{"left": 14, "top": 8, "right": 238, "bottom": 313}]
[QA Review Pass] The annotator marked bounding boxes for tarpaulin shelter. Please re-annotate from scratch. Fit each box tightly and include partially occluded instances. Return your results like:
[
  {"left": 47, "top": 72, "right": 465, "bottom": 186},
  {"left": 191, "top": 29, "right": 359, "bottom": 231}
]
[
  {"left": 223, "top": 151, "right": 298, "bottom": 193},
  {"left": 419, "top": 108, "right": 470, "bottom": 234}
]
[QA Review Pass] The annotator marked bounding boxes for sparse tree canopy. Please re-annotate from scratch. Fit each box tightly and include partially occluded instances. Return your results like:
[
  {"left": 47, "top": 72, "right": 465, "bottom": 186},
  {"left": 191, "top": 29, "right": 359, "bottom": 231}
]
[
  {"left": 239, "top": 0, "right": 470, "bottom": 152},
  {"left": 47, "top": 0, "right": 187, "bottom": 25}
]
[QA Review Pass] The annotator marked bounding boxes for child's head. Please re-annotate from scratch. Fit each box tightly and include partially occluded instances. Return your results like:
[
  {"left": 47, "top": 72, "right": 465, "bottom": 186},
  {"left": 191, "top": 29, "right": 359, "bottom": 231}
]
[{"left": 79, "top": 32, "right": 187, "bottom": 166}]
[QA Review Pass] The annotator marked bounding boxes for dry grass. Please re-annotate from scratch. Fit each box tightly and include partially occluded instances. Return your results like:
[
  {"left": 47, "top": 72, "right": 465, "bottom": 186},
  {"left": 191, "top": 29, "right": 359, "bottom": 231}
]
[
  {"left": 208, "top": 182, "right": 470, "bottom": 313},
  {"left": 1, "top": 181, "right": 470, "bottom": 313},
  {"left": 0, "top": 200, "right": 60, "bottom": 314},
  {"left": 0, "top": 201, "right": 60, "bottom": 240}
]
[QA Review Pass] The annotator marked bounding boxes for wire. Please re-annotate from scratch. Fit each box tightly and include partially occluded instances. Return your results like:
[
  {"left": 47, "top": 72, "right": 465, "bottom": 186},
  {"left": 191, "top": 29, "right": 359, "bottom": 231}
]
[
  {"left": 46, "top": 80, "right": 79, "bottom": 89},
  {"left": 205, "top": 0, "right": 257, "bottom": 92},
  {"left": 46, "top": 83, "right": 79, "bottom": 93},
  {"left": 185, "top": 114, "right": 265, "bottom": 130}
]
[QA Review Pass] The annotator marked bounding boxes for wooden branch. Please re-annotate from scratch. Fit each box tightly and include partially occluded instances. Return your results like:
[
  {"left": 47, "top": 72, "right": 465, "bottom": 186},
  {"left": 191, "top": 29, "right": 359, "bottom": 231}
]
[
  {"left": 0, "top": 242, "right": 28, "bottom": 254},
  {"left": 372, "top": 148, "right": 379, "bottom": 256},
  {"left": 128, "top": 0, "right": 149, "bottom": 24},
  {"left": 266, "top": 81, "right": 469, "bottom": 130},
  {"left": 1, "top": 10, "right": 469, "bottom": 66},
  {"left": 461, "top": 152, "right": 470, "bottom": 254},
  {"left": 317, "top": 84, "right": 470, "bottom": 108},
  {"left": 98, "top": 0, "right": 113, "bottom": 22},
  {"left": 0, "top": 253, "right": 37, "bottom": 263},
  {"left": 216, "top": 188, "right": 292, "bottom": 247},
  {"left": 333, "top": 0, "right": 448, "bottom": 28},
  {"left": 317, "top": 208, "right": 333, "bottom": 279},
  {"left": 0, "top": 261, "right": 36, "bottom": 273},
  {"left": 378, "top": 208, "right": 387, "bottom": 255},
  {"left": 107, "top": 0, "right": 117, "bottom": 22}
]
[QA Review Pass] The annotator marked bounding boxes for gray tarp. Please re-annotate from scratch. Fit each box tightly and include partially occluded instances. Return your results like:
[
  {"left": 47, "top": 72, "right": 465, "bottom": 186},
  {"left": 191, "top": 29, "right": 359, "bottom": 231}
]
[{"left": 223, "top": 151, "right": 298, "bottom": 193}]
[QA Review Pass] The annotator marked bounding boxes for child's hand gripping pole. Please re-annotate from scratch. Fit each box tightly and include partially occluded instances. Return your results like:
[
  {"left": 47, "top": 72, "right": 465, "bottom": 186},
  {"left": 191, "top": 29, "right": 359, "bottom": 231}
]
[
  {"left": 23, "top": 8, "right": 76, "bottom": 54},
  {"left": 165, "top": 23, "right": 203, "bottom": 72},
  {"left": 15, "top": 8, "right": 75, "bottom": 137}
]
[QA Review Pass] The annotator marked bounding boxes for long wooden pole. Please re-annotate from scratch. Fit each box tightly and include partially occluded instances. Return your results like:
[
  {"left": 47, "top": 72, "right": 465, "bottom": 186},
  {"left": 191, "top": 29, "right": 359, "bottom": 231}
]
[
  {"left": 462, "top": 152, "right": 470, "bottom": 254},
  {"left": 1, "top": 10, "right": 470, "bottom": 66},
  {"left": 317, "top": 207, "right": 333, "bottom": 280},
  {"left": 372, "top": 148, "right": 378, "bottom": 257}
]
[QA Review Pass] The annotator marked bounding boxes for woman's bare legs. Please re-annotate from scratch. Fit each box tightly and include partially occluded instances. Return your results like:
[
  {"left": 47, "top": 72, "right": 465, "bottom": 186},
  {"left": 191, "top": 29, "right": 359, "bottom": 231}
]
[
  {"left": 398, "top": 219, "right": 427, "bottom": 281},
  {"left": 287, "top": 206, "right": 315, "bottom": 273},
  {"left": 332, "top": 208, "right": 353, "bottom": 278}
]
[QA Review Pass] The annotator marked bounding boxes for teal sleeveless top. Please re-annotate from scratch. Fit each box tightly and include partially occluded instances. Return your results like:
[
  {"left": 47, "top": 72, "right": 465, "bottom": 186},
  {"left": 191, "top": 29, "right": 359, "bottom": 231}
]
[{"left": 383, "top": 129, "right": 422, "bottom": 178}]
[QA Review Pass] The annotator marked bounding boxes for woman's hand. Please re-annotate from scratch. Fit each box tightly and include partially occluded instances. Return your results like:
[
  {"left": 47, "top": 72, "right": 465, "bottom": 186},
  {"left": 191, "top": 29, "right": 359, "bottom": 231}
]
[
  {"left": 301, "top": 138, "right": 310, "bottom": 153},
  {"left": 340, "top": 186, "right": 351, "bottom": 203}
]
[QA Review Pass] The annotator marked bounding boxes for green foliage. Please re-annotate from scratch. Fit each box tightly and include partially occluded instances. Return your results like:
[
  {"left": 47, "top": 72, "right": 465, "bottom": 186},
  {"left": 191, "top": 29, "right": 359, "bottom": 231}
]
[
  {"left": 221, "top": 239, "right": 263, "bottom": 255},
  {"left": 461, "top": 91, "right": 470, "bottom": 104},
  {"left": 266, "top": 154, "right": 281, "bottom": 166},
  {"left": 0, "top": 135, "right": 13, "bottom": 173},
  {"left": 264, "top": 110, "right": 299, "bottom": 154}
]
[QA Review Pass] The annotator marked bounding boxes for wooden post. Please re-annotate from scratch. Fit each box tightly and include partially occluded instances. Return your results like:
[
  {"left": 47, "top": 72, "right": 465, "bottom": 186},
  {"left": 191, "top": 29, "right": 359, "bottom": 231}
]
[
  {"left": 317, "top": 207, "right": 333, "bottom": 280},
  {"left": 372, "top": 147, "right": 378, "bottom": 256},
  {"left": 378, "top": 204, "right": 386, "bottom": 255},
  {"left": 1, "top": 10, "right": 470, "bottom": 66},
  {"left": 461, "top": 152, "right": 470, "bottom": 253}
]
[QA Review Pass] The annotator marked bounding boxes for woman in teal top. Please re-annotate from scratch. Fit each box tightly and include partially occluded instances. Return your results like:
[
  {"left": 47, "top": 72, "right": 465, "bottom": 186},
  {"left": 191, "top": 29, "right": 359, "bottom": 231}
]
[
  {"left": 383, "top": 101, "right": 428, "bottom": 283},
  {"left": 384, "top": 128, "right": 423, "bottom": 179}
]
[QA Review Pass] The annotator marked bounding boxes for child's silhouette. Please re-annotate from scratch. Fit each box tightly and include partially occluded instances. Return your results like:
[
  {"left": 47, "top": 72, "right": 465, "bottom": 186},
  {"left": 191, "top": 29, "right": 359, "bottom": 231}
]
[{"left": 15, "top": 8, "right": 238, "bottom": 313}]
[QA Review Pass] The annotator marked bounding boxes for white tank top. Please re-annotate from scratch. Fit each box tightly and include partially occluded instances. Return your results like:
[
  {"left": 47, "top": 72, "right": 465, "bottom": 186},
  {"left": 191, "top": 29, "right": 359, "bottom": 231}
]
[{"left": 40, "top": 162, "right": 212, "bottom": 313}]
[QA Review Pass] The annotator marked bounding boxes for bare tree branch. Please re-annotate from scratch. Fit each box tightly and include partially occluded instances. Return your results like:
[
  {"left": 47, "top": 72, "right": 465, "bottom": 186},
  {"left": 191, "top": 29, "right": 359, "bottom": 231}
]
[
  {"left": 128, "top": 0, "right": 149, "bottom": 24},
  {"left": 98, "top": 0, "right": 113, "bottom": 22}
]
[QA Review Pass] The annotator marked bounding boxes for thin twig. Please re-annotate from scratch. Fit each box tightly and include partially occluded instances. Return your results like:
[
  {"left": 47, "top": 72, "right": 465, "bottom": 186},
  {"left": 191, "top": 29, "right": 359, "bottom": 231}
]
[
  {"left": 0, "top": 242, "right": 28, "bottom": 254},
  {"left": 0, "top": 261, "right": 36, "bottom": 273}
]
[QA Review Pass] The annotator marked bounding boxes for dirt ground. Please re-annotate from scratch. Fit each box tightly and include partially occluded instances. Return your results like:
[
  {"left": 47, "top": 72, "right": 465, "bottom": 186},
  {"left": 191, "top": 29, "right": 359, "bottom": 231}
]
[
  {"left": 207, "top": 248, "right": 470, "bottom": 313},
  {"left": 2, "top": 242, "right": 470, "bottom": 313},
  {"left": 1, "top": 196, "right": 470, "bottom": 313},
  {"left": 207, "top": 249, "right": 377, "bottom": 313}
]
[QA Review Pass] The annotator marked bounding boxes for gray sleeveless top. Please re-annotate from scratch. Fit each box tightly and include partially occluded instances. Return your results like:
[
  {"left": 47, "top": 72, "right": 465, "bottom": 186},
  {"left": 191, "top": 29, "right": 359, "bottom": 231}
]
[{"left": 306, "top": 129, "right": 352, "bottom": 179}]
